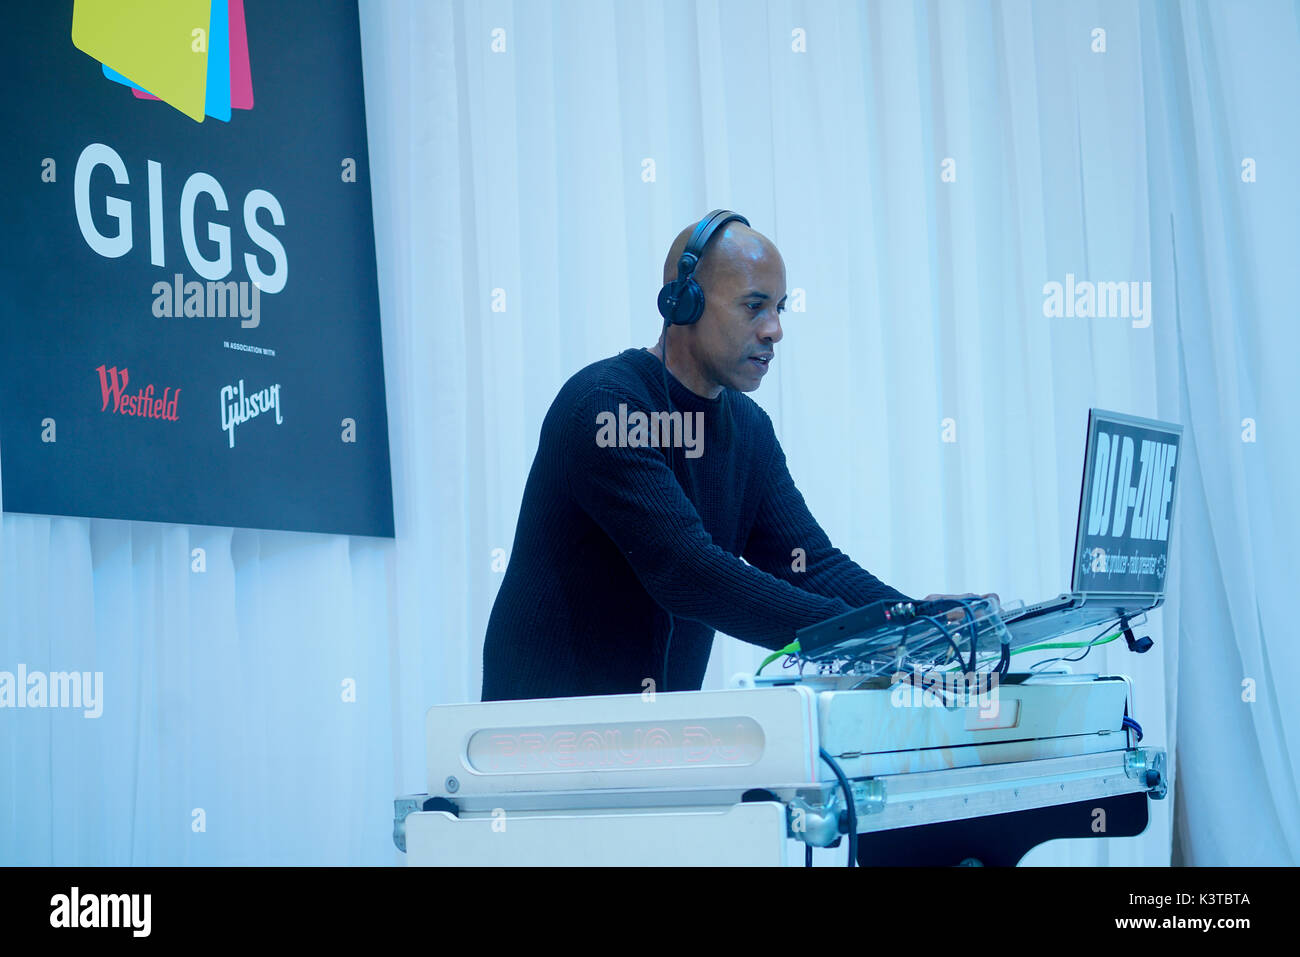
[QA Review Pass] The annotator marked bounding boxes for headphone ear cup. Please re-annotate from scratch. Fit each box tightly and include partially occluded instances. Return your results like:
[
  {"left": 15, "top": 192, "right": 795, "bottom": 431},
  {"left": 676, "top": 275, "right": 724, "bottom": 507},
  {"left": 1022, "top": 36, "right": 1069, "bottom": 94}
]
[
  {"left": 671, "top": 278, "right": 706, "bottom": 325},
  {"left": 657, "top": 282, "right": 681, "bottom": 324}
]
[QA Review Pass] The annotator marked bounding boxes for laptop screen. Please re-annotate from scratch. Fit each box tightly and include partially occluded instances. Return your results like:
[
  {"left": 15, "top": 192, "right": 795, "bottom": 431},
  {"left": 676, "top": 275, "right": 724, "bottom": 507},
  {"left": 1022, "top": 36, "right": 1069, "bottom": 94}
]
[{"left": 1070, "top": 409, "right": 1184, "bottom": 597}]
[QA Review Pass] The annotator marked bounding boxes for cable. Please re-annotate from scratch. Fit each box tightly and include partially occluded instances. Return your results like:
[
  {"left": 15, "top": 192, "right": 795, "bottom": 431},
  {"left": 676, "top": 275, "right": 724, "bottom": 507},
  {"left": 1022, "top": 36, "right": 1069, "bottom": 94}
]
[
  {"left": 948, "top": 595, "right": 1010, "bottom": 676},
  {"left": 757, "top": 640, "right": 799, "bottom": 675},
  {"left": 1027, "top": 643, "right": 1095, "bottom": 674},
  {"left": 1027, "top": 620, "right": 1119, "bottom": 674},
  {"left": 1013, "top": 630, "right": 1123, "bottom": 656},
  {"left": 916, "top": 615, "right": 969, "bottom": 673},
  {"left": 1123, "top": 715, "right": 1144, "bottom": 742},
  {"left": 917, "top": 597, "right": 982, "bottom": 672},
  {"left": 819, "top": 747, "right": 858, "bottom": 867},
  {"left": 955, "top": 598, "right": 982, "bottom": 672}
]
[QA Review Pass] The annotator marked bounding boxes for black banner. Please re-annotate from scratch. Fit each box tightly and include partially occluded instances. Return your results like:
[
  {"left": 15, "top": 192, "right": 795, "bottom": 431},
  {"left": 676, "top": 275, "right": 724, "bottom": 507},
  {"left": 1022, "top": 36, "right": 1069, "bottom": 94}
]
[{"left": 0, "top": 1, "right": 394, "bottom": 536}]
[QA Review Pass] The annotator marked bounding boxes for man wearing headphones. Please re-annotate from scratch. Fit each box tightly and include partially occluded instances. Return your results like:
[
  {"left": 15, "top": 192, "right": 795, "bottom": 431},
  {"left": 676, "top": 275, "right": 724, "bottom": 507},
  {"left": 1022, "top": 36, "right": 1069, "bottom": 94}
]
[{"left": 482, "top": 210, "right": 915, "bottom": 701}]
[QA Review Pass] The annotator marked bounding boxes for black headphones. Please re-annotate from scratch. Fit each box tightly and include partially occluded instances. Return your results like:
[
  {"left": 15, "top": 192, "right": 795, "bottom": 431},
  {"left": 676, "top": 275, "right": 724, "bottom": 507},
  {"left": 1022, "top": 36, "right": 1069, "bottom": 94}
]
[{"left": 656, "top": 209, "right": 751, "bottom": 326}]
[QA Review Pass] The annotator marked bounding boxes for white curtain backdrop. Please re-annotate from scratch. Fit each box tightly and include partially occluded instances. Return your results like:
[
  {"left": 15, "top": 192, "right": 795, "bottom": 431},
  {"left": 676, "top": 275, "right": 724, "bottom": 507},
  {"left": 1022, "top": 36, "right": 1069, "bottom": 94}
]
[{"left": 2, "top": 0, "right": 1296, "bottom": 866}]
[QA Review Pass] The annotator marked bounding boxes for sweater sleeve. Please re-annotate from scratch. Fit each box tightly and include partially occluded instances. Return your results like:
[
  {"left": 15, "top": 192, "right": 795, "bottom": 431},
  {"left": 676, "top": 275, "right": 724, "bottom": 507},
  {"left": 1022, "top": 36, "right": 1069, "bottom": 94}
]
[
  {"left": 563, "top": 385, "right": 855, "bottom": 651},
  {"left": 742, "top": 425, "right": 912, "bottom": 607}
]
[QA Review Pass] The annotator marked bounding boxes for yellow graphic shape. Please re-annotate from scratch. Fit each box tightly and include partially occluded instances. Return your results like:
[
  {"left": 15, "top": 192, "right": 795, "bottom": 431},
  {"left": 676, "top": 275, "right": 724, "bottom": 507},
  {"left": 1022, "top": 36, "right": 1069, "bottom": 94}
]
[{"left": 72, "top": 0, "right": 213, "bottom": 122}]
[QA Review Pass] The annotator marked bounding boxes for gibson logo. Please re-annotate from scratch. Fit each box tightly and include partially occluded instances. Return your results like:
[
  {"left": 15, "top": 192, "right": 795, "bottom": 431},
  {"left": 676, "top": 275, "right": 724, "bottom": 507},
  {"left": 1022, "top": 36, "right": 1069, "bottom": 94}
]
[
  {"left": 96, "top": 365, "right": 180, "bottom": 420},
  {"left": 220, "top": 378, "right": 282, "bottom": 448}
]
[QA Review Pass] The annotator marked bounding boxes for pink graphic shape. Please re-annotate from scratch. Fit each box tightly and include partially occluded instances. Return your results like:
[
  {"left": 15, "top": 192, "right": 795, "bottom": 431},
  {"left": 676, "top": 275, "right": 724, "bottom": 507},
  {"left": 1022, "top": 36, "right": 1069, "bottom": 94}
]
[{"left": 228, "top": 0, "right": 253, "bottom": 109}]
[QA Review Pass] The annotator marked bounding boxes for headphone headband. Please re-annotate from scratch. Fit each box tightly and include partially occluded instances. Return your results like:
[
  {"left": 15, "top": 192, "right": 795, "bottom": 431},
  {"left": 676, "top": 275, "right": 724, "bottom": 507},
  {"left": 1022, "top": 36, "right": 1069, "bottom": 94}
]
[
  {"left": 682, "top": 209, "right": 750, "bottom": 277},
  {"left": 657, "top": 209, "right": 751, "bottom": 326}
]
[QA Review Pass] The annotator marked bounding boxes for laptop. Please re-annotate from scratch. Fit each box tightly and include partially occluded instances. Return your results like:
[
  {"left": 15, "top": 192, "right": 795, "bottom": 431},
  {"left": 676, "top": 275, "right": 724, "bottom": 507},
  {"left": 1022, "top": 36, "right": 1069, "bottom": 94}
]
[{"left": 1001, "top": 408, "right": 1183, "bottom": 646}]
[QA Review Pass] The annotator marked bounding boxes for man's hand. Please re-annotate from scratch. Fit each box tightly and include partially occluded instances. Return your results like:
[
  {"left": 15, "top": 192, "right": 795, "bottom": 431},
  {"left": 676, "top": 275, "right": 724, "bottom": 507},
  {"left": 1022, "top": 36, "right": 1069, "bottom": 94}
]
[{"left": 920, "top": 592, "right": 1001, "bottom": 626}]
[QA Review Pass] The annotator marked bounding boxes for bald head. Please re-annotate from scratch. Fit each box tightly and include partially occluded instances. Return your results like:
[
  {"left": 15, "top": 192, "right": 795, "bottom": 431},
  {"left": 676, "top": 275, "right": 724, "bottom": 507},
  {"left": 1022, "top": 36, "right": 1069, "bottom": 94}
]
[
  {"left": 662, "top": 218, "right": 781, "bottom": 289},
  {"left": 653, "top": 214, "right": 787, "bottom": 397}
]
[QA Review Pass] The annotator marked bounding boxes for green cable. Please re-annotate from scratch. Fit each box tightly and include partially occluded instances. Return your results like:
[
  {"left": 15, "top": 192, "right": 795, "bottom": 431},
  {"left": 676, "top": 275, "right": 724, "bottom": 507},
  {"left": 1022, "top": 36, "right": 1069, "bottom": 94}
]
[
  {"left": 1010, "top": 630, "right": 1123, "bottom": 656},
  {"left": 756, "top": 640, "right": 800, "bottom": 675}
]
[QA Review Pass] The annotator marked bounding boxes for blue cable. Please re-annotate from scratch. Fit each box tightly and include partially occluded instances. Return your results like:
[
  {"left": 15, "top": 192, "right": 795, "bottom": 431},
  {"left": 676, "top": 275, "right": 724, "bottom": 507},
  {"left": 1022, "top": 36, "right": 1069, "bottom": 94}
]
[{"left": 1123, "top": 715, "right": 1144, "bottom": 742}]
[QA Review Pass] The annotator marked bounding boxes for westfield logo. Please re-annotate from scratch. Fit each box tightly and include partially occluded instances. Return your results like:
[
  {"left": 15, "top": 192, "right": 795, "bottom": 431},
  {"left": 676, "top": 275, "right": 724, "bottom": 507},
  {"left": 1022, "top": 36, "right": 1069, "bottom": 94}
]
[{"left": 96, "top": 365, "right": 181, "bottom": 420}]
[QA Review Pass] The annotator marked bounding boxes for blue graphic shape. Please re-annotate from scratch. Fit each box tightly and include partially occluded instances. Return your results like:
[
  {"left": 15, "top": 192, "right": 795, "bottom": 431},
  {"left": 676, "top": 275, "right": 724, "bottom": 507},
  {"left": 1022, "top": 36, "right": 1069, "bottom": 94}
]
[{"left": 204, "top": 0, "right": 231, "bottom": 121}]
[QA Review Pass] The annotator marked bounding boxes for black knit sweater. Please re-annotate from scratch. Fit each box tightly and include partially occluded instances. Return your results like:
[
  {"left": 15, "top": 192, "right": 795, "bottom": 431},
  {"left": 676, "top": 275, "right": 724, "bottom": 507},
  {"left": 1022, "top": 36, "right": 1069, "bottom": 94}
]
[{"left": 480, "top": 347, "right": 909, "bottom": 701}]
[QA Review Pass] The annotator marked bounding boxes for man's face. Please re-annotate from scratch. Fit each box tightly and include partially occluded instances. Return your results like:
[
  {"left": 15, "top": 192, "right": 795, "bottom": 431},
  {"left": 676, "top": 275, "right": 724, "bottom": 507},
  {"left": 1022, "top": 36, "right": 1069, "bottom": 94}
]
[{"left": 686, "top": 239, "right": 787, "bottom": 394}]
